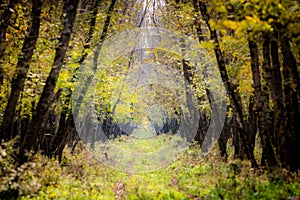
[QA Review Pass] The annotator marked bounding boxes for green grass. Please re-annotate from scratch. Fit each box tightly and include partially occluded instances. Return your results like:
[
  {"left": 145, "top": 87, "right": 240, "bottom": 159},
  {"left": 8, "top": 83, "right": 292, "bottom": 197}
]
[
  {"left": 92, "top": 134, "right": 189, "bottom": 173},
  {"left": 1, "top": 136, "right": 300, "bottom": 200}
]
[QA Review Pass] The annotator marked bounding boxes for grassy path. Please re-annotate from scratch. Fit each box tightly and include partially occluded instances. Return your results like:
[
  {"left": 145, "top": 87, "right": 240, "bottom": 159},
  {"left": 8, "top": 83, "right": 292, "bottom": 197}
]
[{"left": 1, "top": 136, "right": 299, "bottom": 199}]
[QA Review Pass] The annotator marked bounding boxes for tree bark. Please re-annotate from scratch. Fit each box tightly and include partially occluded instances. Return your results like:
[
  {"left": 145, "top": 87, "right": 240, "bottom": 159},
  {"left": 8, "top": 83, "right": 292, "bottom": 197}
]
[
  {"left": 245, "top": 96, "right": 257, "bottom": 158},
  {"left": 249, "top": 35, "right": 277, "bottom": 167},
  {"left": 19, "top": 0, "right": 79, "bottom": 161},
  {"left": 279, "top": 33, "right": 300, "bottom": 170},
  {"left": 1, "top": 0, "right": 42, "bottom": 141},
  {"left": 218, "top": 109, "right": 232, "bottom": 161},
  {"left": 280, "top": 35, "right": 300, "bottom": 103},
  {"left": 269, "top": 32, "right": 284, "bottom": 149}
]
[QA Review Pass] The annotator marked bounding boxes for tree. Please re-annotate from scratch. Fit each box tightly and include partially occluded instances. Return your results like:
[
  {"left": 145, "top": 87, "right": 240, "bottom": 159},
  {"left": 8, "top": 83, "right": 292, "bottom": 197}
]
[
  {"left": 209, "top": 0, "right": 300, "bottom": 170},
  {"left": 248, "top": 33, "right": 277, "bottom": 167},
  {"left": 19, "top": 0, "right": 80, "bottom": 162},
  {"left": 196, "top": 0, "right": 258, "bottom": 167},
  {"left": 1, "top": 0, "right": 42, "bottom": 141}
]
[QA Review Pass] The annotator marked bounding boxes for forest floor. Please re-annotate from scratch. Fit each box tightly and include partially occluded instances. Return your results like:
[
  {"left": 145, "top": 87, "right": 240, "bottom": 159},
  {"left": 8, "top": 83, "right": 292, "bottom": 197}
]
[{"left": 1, "top": 135, "right": 300, "bottom": 200}]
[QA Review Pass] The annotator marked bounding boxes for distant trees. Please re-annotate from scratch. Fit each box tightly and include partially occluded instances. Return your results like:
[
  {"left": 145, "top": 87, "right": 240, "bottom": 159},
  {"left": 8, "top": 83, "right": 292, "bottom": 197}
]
[{"left": 0, "top": 0, "right": 117, "bottom": 162}]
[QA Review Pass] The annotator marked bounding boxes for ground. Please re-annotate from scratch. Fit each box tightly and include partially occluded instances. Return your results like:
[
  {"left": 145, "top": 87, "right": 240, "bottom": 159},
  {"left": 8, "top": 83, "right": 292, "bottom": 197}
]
[{"left": 1, "top": 135, "right": 300, "bottom": 199}]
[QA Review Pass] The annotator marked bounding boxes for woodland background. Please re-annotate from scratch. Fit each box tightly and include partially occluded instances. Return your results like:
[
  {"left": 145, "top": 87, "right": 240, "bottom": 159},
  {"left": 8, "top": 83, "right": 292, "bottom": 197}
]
[{"left": 0, "top": 0, "right": 300, "bottom": 199}]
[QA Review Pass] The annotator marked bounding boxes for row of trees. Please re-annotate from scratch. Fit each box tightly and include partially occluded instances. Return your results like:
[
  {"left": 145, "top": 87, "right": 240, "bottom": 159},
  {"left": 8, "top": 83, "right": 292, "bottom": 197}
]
[
  {"left": 189, "top": 0, "right": 300, "bottom": 170},
  {"left": 0, "top": 0, "right": 299, "bottom": 171}
]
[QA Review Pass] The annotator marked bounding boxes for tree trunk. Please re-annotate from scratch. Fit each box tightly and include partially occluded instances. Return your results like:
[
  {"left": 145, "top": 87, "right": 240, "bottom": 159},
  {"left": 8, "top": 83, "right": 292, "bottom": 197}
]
[
  {"left": 19, "top": 0, "right": 79, "bottom": 162},
  {"left": 280, "top": 35, "right": 300, "bottom": 102},
  {"left": 1, "top": 0, "right": 42, "bottom": 141},
  {"left": 268, "top": 31, "right": 284, "bottom": 149},
  {"left": 255, "top": 34, "right": 277, "bottom": 167},
  {"left": 279, "top": 33, "right": 300, "bottom": 170},
  {"left": 56, "top": 114, "right": 75, "bottom": 163},
  {"left": 245, "top": 96, "right": 257, "bottom": 158},
  {"left": 78, "top": 0, "right": 102, "bottom": 65},
  {"left": 218, "top": 109, "right": 232, "bottom": 161},
  {"left": 57, "top": 0, "right": 102, "bottom": 154},
  {"left": 192, "top": 0, "right": 226, "bottom": 153},
  {"left": 198, "top": 1, "right": 257, "bottom": 167}
]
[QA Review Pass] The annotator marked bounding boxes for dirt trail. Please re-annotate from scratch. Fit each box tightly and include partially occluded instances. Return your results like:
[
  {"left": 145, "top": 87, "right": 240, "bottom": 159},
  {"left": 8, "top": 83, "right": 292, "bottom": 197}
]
[{"left": 114, "top": 180, "right": 126, "bottom": 200}]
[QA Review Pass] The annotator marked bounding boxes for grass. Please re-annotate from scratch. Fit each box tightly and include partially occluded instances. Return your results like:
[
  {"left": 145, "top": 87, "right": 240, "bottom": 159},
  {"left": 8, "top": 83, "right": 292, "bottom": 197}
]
[
  {"left": 1, "top": 135, "right": 300, "bottom": 199},
  {"left": 93, "top": 134, "right": 188, "bottom": 172}
]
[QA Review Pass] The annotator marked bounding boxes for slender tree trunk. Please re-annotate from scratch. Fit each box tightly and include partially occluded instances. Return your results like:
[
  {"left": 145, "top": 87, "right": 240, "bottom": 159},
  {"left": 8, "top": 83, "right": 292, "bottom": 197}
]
[
  {"left": 218, "top": 108, "right": 232, "bottom": 161},
  {"left": 245, "top": 96, "right": 257, "bottom": 158},
  {"left": 256, "top": 34, "right": 277, "bottom": 167},
  {"left": 1, "top": 0, "right": 42, "bottom": 141},
  {"left": 198, "top": 1, "right": 257, "bottom": 167},
  {"left": 192, "top": 0, "right": 225, "bottom": 152},
  {"left": 56, "top": 114, "right": 75, "bottom": 163},
  {"left": 268, "top": 32, "right": 284, "bottom": 149},
  {"left": 269, "top": 32, "right": 284, "bottom": 107},
  {"left": 45, "top": 110, "right": 72, "bottom": 162},
  {"left": 192, "top": 0, "right": 204, "bottom": 42},
  {"left": 78, "top": 0, "right": 102, "bottom": 65},
  {"left": 19, "top": 0, "right": 79, "bottom": 162}
]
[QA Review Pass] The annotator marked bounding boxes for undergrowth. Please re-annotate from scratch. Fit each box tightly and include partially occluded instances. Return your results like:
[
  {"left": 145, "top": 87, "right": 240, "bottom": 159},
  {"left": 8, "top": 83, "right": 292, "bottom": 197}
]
[{"left": 0, "top": 137, "right": 299, "bottom": 200}]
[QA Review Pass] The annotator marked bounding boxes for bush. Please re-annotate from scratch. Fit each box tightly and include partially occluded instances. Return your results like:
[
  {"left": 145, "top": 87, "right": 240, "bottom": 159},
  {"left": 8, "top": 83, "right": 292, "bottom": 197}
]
[{"left": 0, "top": 139, "right": 62, "bottom": 199}]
